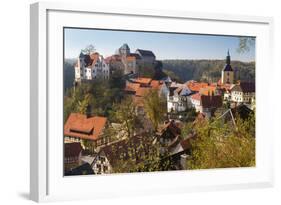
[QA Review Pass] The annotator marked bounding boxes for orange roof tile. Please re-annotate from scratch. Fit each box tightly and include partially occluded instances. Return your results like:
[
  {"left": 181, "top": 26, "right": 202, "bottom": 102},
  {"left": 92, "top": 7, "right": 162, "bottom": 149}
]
[
  {"left": 186, "top": 81, "right": 208, "bottom": 92},
  {"left": 135, "top": 87, "right": 150, "bottom": 97},
  {"left": 199, "top": 86, "right": 217, "bottom": 96},
  {"left": 150, "top": 80, "right": 162, "bottom": 90},
  {"left": 132, "top": 77, "right": 152, "bottom": 85},
  {"left": 64, "top": 113, "right": 107, "bottom": 141},
  {"left": 125, "top": 82, "right": 141, "bottom": 93},
  {"left": 191, "top": 93, "right": 201, "bottom": 101},
  {"left": 126, "top": 56, "right": 136, "bottom": 61}
]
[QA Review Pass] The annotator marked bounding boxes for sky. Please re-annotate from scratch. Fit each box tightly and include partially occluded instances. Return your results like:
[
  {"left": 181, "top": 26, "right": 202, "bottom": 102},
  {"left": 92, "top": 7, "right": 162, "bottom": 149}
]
[{"left": 64, "top": 28, "right": 255, "bottom": 62}]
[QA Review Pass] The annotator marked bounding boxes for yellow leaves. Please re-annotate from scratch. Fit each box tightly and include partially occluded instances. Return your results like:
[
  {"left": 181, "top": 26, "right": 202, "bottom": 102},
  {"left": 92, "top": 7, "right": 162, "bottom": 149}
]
[{"left": 188, "top": 112, "right": 255, "bottom": 169}]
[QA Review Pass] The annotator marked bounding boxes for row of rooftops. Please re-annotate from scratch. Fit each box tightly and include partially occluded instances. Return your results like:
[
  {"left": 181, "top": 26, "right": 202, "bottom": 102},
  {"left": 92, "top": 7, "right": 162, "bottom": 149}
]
[
  {"left": 64, "top": 78, "right": 254, "bottom": 142},
  {"left": 77, "top": 45, "right": 156, "bottom": 68}
]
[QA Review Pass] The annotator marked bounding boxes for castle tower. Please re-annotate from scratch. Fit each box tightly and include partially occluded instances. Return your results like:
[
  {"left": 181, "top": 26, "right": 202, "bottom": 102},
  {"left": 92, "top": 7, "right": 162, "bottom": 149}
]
[
  {"left": 221, "top": 50, "right": 234, "bottom": 84},
  {"left": 119, "top": 43, "right": 130, "bottom": 57}
]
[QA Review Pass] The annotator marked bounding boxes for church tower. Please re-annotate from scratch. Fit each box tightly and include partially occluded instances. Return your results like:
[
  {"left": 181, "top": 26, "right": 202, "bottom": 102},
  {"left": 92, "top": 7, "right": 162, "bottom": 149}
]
[{"left": 221, "top": 50, "right": 234, "bottom": 84}]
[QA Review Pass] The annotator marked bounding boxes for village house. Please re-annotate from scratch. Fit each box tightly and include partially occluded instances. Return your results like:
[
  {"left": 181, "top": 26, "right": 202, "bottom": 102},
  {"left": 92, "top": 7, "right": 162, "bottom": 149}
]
[
  {"left": 167, "top": 84, "right": 194, "bottom": 113},
  {"left": 186, "top": 80, "right": 209, "bottom": 92},
  {"left": 64, "top": 142, "right": 83, "bottom": 172},
  {"left": 190, "top": 93, "right": 223, "bottom": 118},
  {"left": 74, "top": 52, "right": 110, "bottom": 83},
  {"left": 157, "top": 120, "right": 182, "bottom": 151},
  {"left": 167, "top": 138, "right": 191, "bottom": 170},
  {"left": 64, "top": 113, "right": 110, "bottom": 148},
  {"left": 230, "top": 82, "right": 255, "bottom": 104},
  {"left": 89, "top": 134, "right": 156, "bottom": 174},
  {"left": 124, "top": 77, "right": 164, "bottom": 116},
  {"left": 199, "top": 85, "right": 222, "bottom": 96}
]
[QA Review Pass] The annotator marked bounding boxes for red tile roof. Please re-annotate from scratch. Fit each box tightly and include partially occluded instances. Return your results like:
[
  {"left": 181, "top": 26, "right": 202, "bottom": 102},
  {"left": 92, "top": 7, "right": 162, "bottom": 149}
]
[
  {"left": 191, "top": 93, "right": 222, "bottom": 108},
  {"left": 186, "top": 81, "right": 208, "bottom": 92},
  {"left": 64, "top": 142, "right": 82, "bottom": 158},
  {"left": 124, "top": 82, "right": 141, "bottom": 93},
  {"left": 199, "top": 86, "right": 217, "bottom": 96},
  {"left": 64, "top": 113, "right": 107, "bottom": 141},
  {"left": 150, "top": 80, "right": 162, "bottom": 90},
  {"left": 201, "top": 95, "right": 222, "bottom": 108},
  {"left": 132, "top": 77, "right": 152, "bottom": 85},
  {"left": 231, "top": 82, "right": 255, "bottom": 93},
  {"left": 135, "top": 87, "right": 150, "bottom": 97},
  {"left": 191, "top": 93, "right": 201, "bottom": 101}
]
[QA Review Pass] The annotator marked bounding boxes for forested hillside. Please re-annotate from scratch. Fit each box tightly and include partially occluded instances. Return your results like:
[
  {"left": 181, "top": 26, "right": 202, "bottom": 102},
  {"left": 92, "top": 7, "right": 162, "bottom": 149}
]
[
  {"left": 64, "top": 58, "right": 256, "bottom": 92},
  {"left": 64, "top": 59, "right": 76, "bottom": 93},
  {"left": 162, "top": 59, "right": 255, "bottom": 83}
]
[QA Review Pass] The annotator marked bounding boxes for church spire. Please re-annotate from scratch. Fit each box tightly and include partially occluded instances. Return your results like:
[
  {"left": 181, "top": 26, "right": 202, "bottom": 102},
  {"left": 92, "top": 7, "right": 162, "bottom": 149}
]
[{"left": 226, "top": 49, "right": 231, "bottom": 65}]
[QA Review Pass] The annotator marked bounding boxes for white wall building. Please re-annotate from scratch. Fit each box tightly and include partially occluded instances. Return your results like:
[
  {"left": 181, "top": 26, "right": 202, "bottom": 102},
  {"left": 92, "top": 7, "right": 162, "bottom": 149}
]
[
  {"left": 167, "top": 85, "right": 193, "bottom": 113},
  {"left": 231, "top": 82, "right": 255, "bottom": 104},
  {"left": 74, "top": 52, "right": 110, "bottom": 83}
]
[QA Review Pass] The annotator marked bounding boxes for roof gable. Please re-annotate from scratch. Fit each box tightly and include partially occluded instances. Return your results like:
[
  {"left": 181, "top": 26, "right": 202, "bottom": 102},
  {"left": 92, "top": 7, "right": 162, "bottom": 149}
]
[
  {"left": 64, "top": 113, "right": 107, "bottom": 141},
  {"left": 136, "top": 49, "right": 156, "bottom": 58}
]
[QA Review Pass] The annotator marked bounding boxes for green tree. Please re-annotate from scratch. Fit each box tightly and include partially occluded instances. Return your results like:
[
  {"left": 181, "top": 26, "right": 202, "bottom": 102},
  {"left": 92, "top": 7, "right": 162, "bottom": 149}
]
[
  {"left": 187, "top": 113, "right": 255, "bottom": 169},
  {"left": 237, "top": 37, "right": 255, "bottom": 53},
  {"left": 143, "top": 89, "right": 166, "bottom": 132},
  {"left": 111, "top": 96, "right": 139, "bottom": 138},
  {"left": 81, "top": 44, "right": 95, "bottom": 54},
  {"left": 77, "top": 94, "right": 92, "bottom": 114}
]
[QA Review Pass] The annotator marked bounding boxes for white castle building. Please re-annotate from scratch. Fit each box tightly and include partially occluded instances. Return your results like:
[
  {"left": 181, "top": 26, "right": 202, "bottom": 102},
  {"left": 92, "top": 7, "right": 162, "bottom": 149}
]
[{"left": 74, "top": 52, "right": 110, "bottom": 83}]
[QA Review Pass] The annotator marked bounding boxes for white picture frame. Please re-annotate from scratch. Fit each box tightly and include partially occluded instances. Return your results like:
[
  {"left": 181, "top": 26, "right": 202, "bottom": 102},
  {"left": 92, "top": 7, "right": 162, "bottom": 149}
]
[{"left": 30, "top": 2, "right": 274, "bottom": 202}]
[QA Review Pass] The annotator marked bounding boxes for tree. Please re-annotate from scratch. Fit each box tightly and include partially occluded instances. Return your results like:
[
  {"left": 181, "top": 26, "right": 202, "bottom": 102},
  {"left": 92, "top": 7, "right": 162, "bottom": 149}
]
[
  {"left": 143, "top": 89, "right": 166, "bottom": 132},
  {"left": 111, "top": 96, "right": 139, "bottom": 138},
  {"left": 112, "top": 134, "right": 172, "bottom": 173},
  {"left": 77, "top": 94, "right": 92, "bottom": 114},
  {"left": 81, "top": 44, "right": 95, "bottom": 55},
  {"left": 237, "top": 37, "right": 255, "bottom": 53},
  {"left": 187, "top": 112, "right": 255, "bottom": 169}
]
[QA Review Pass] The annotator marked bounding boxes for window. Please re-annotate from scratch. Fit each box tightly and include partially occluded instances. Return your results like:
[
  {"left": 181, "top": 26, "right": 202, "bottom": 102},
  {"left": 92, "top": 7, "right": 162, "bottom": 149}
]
[{"left": 100, "top": 157, "right": 105, "bottom": 163}]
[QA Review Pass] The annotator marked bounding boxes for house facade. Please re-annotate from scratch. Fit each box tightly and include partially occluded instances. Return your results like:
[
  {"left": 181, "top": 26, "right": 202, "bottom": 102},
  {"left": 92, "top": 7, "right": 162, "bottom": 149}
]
[
  {"left": 90, "top": 134, "right": 155, "bottom": 174},
  {"left": 135, "top": 49, "right": 156, "bottom": 64},
  {"left": 64, "top": 113, "right": 111, "bottom": 148},
  {"left": 167, "top": 85, "right": 193, "bottom": 113},
  {"left": 191, "top": 93, "right": 223, "bottom": 118},
  {"left": 230, "top": 82, "right": 255, "bottom": 104},
  {"left": 74, "top": 52, "right": 110, "bottom": 83}
]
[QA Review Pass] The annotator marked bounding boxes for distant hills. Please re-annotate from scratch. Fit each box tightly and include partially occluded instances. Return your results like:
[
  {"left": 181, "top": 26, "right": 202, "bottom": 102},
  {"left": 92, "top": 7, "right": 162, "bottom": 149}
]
[
  {"left": 64, "top": 58, "right": 255, "bottom": 92},
  {"left": 162, "top": 59, "right": 255, "bottom": 83}
]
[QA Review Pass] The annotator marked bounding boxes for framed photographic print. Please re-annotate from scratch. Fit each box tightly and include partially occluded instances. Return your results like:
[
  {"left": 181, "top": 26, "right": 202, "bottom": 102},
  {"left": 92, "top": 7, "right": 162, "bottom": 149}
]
[{"left": 30, "top": 2, "right": 274, "bottom": 202}]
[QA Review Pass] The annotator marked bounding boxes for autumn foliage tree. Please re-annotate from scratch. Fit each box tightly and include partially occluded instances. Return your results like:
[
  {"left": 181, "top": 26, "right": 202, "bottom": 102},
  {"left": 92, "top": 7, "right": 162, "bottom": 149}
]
[
  {"left": 187, "top": 112, "right": 255, "bottom": 169},
  {"left": 143, "top": 89, "right": 167, "bottom": 132}
]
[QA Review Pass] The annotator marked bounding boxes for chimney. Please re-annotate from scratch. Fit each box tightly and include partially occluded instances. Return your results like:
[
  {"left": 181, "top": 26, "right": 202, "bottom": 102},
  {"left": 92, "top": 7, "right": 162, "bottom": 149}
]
[{"left": 86, "top": 104, "right": 92, "bottom": 118}]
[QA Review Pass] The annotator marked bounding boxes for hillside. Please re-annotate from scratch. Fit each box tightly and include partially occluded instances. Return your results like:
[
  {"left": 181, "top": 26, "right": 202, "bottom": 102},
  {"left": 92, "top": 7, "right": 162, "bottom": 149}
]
[
  {"left": 162, "top": 59, "right": 255, "bottom": 83},
  {"left": 64, "top": 59, "right": 76, "bottom": 93},
  {"left": 64, "top": 58, "right": 256, "bottom": 92}
]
